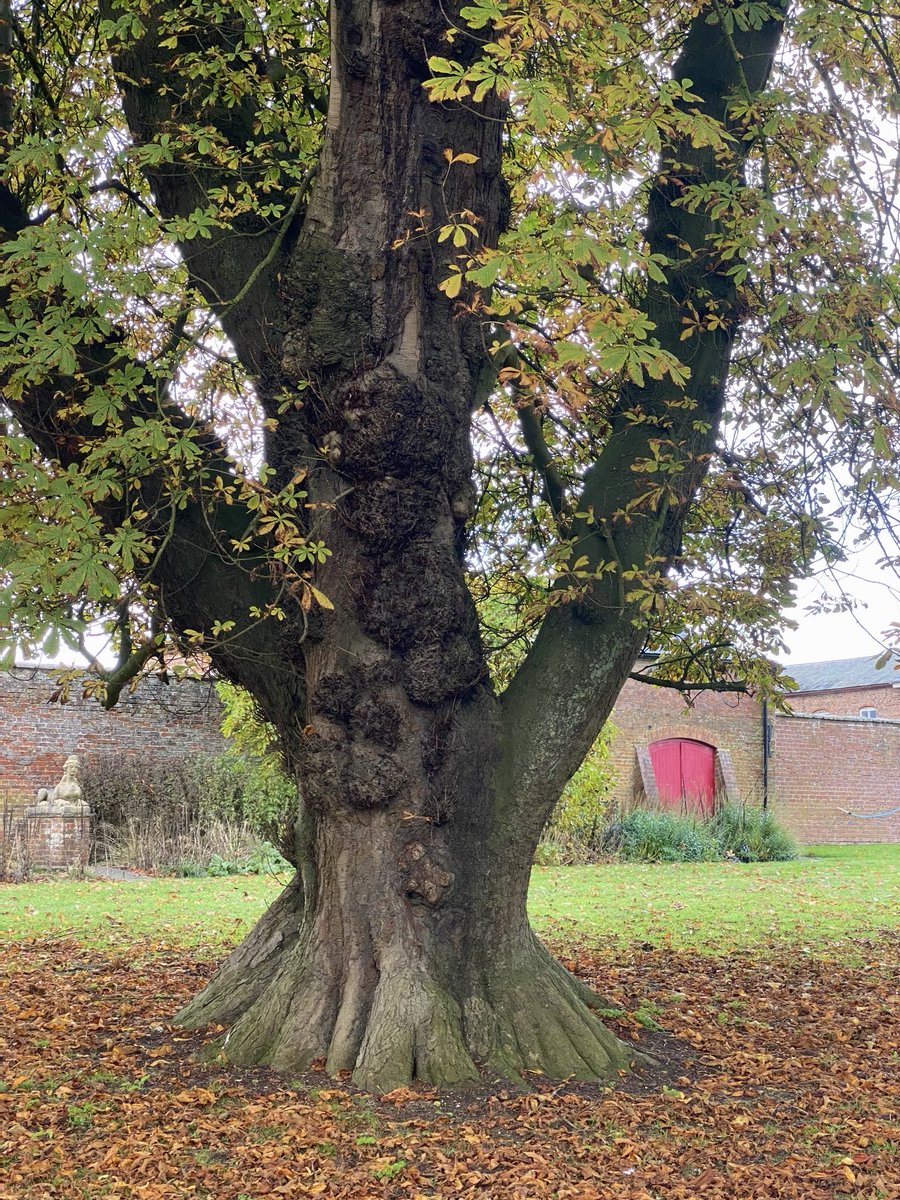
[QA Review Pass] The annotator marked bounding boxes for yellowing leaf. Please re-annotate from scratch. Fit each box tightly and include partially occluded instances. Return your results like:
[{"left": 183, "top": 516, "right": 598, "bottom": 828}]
[
  {"left": 439, "top": 272, "right": 463, "bottom": 299},
  {"left": 309, "top": 584, "right": 334, "bottom": 611}
]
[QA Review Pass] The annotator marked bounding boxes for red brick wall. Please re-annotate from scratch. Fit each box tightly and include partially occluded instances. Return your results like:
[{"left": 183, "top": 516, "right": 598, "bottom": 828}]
[
  {"left": 770, "top": 714, "right": 900, "bottom": 844},
  {"left": 0, "top": 667, "right": 225, "bottom": 804},
  {"left": 790, "top": 684, "right": 900, "bottom": 719},
  {"left": 607, "top": 678, "right": 766, "bottom": 810},
  {"left": 606, "top": 675, "right": 900, "bottom": 844},
  {"left": 21, "top": 812, "right": 93, "bottom": 870}
]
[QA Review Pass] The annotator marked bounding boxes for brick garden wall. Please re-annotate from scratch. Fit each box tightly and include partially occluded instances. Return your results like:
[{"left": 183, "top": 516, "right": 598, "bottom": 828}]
[
  {"left": 607, "top": 677, "right": 766, "bottom": 811},
  {"left": 0, "top": 667, "right": 226, "bottom": 807},
  {"left": 606, "top": 674, "right": 900, "bottom": 844},
  {"left": 769, "top": 714, "right": 900, "bottom": 844}
]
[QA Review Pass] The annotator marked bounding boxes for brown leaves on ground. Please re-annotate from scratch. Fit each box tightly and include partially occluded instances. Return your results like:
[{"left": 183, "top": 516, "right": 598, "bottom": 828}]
[{"left": 0, "top": 936, "right": 897, "bottom": 1199}]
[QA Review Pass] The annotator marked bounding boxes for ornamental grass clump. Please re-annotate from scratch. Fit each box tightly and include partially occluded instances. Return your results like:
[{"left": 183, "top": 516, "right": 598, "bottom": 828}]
[
  {"left": 712, "top": 801, "right": 799, "bottom": 862},
  {"left": 597, "top": 802, "right": 799, "bottom": 864},
  {"left": 603, "top": 807, "right": 722, "bottom": 863}
]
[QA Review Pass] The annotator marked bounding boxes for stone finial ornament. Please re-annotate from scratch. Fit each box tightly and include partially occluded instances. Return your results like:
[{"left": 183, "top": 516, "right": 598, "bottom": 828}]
[{"left": 35, "top": 755, "right": 89, "bottom": 814}]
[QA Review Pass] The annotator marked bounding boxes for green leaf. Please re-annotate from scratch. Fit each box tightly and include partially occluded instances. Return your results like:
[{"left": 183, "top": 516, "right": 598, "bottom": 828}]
[{"left": 427, "top": 56, "right": 460, "bottom": 75}]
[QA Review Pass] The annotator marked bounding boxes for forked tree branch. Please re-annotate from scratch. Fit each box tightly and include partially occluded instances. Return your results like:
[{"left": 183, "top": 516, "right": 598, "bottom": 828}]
[
  {"left": 99, "top": 0, "right": 310, "bottom": 378},
  {"left": 516, "top": 397, "right": 569, "bottom": 529},
  {"left": 495, "top": 1, "right": 788, "bottom": 850}
]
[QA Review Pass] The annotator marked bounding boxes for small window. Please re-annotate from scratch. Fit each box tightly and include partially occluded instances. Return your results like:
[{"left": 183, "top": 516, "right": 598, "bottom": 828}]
[{"left": 859, "top": 707, "right": 877, "bottom": 719}]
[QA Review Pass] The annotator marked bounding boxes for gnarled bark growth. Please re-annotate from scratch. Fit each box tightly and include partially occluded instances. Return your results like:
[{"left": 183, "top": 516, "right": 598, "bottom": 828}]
[{"left": 1, "top": 0, "right": 786, "bottom": 1091}]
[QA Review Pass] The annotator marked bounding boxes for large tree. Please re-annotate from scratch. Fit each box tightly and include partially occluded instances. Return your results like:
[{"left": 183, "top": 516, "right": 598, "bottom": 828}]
[{"left": 2, "top": 0, "right": 899, "bottom": 1089}]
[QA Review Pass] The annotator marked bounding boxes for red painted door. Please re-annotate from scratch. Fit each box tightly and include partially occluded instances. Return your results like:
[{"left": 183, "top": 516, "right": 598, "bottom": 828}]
[{"left": 649, "top": 739, "right": 716, "bottom": 815}]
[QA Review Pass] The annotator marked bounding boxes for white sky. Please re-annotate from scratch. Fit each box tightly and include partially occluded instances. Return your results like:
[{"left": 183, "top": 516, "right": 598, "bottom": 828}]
[{"left": 779, "top": 550, "right": 900, "bottom": 665}]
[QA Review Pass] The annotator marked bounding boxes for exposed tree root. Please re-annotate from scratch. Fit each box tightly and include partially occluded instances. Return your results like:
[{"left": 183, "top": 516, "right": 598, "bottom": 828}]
[
  {"left": 222, "top": 937, "right": 339, "bottom": 1072},
  {"left": 177, "top": 904, "right": 635, "bottom": 1092},
  {"left": 351, "top": 958, "right": 479, "bottom": 1092},
  {"left": 465, "top": 951, "right": 631, "bottom": 1082},
  {"left": 176, "top": 873, "right": 305, "bottom": 1029}
]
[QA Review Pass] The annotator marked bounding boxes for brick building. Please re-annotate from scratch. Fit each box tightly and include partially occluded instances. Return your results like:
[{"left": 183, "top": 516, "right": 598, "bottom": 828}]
[
  {"left": 608, "top": 655, "right": 900, "bottom": 844},
  {"left": 786, "top": 656, "right": 900, "bottom": 720}
]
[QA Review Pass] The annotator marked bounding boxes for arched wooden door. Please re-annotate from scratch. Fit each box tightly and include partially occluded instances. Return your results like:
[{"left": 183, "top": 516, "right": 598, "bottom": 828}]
[{"left": 649, "top": 738, "right": 716, "bottom": 815}]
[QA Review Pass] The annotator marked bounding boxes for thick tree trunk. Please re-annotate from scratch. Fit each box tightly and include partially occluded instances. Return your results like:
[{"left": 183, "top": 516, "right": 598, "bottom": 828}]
[
  {"left": 178, "top": 735, "right": 632, "bottom": 1091},
  {"left": 174, "top": 0, "right": 641, "bottom": 1094},
  {"left": 177, "top": 0, "right": 633, "bottom": 1093},
  {"left": 178, "top": 0, "right": 785, "bottom": 1093}
]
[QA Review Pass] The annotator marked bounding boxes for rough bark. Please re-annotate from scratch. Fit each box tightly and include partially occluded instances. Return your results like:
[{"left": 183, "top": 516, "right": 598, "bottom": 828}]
[
  {"left": 178, "top": 754, "right": 633, "bottom": 1090},
  {"left": 1, "top": 0, "right": 787, "bottom": 1092},
  {"left": 175, "top": 0, "right": 644, "bottom": 1086},
  {"left": 179, "top": 872, "right": 307, "bottom": 1029}
]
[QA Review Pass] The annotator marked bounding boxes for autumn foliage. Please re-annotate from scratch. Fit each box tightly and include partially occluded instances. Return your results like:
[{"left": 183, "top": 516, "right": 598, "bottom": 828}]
[{"left": 1, "top": 933, "right": 896, "bottom": 1199}]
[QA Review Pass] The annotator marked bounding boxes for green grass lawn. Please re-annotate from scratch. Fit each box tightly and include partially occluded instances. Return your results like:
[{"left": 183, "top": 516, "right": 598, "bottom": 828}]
[
  {"left": 530, "top": 844, "right": 899, "bottom": 954},
  {"left": 0, "top": 844, "right": 896, "bottom": 956}
]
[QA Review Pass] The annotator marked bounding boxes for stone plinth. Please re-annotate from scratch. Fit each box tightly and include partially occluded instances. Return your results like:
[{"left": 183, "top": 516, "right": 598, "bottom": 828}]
[{"left": 24, "top": 806, "right": 93, "bottom": 870}]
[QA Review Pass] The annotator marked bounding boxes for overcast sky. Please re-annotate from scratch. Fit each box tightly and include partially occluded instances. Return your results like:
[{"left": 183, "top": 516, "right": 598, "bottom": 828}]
[{"left": 779, "top": 548, "right": 900, "bottom": 665}]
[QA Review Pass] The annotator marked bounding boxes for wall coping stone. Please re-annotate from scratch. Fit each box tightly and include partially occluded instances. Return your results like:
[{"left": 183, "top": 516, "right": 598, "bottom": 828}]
[
  {"left": 25, "top": 804, "right": 93, "bottom": 818},
  {"left": 775, "top": 711, "right": 900, "bottom": 726}
]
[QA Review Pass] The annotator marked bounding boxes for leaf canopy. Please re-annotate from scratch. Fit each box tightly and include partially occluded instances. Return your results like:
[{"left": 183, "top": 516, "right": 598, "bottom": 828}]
[{"left": 1, "top": 0, "right": 899, "bottom": 697}]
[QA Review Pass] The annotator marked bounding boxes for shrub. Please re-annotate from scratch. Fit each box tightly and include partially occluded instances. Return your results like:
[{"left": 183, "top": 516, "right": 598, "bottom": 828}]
[
  {"left": 712, "top": 801, "right": 799, "bottom": 862},
  {"left": 198, "top": 751, "right": 296, "bottom": 841},
  {"left": 84, "top": 755, "right": 203, "bottom": 831},
  {"left": 82, "top": 751, "right": 295, "bottom": 836},
  {"left": 177, "top": 842, "right": 292, "bottom": 878},
  {"left": 81, "top": 679, "right": 298, "bottom": 875},
  {"left": 603, "top": 807, "right": 722, "bottom": 863},
  {"left": 596, "top": 801, "right": 799, "bottom": 864},
  {"left": 81, "top": 751, "right": 296, "bottom": 875},
  {"left": 538, "top": 725, "right": 617, "bottom": 863},
  {"left": 214, "top": 682, "right": 297, "bottom": 841},
  {"left": 0, "top": 794, "right": 32, "bottom": 881}
]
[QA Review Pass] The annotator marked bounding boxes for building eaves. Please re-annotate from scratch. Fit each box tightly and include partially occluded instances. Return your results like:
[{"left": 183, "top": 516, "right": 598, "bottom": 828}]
[{"left": 786, "top": 655, "right": 898, "bottom": 693}]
